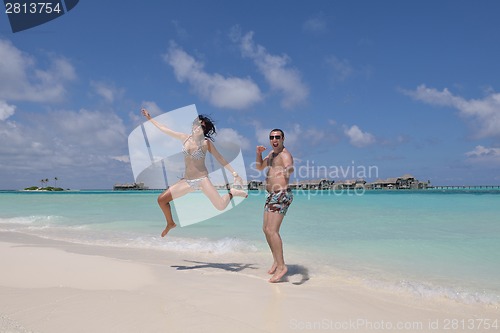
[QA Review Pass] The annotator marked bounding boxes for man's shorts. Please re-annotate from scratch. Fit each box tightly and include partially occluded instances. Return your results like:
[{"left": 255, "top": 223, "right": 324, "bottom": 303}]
[{"left": 264, "top": 188, "right": 293, "bottom": 215}]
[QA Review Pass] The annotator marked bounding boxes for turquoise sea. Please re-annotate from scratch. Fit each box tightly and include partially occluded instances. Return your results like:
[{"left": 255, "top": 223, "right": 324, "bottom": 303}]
[{"left": 0, "top": 189, "right": 499, "bottom": 305}]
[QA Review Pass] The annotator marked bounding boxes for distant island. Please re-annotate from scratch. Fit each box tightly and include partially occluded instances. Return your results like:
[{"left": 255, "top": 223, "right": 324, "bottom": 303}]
[
  {"left": 24, "top": 186, "right": 65, "bottom": 191},
  {"left": 24, "top": 177, "right": 65, "bottom": 191}
]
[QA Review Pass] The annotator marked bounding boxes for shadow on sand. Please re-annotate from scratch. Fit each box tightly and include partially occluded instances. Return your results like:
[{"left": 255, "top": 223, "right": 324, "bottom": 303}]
[
  {"left": 171, "top": 260, "right": 310, "bottom": 285},
  {"left": 280, "top": 264, "right": 310, "bottom": 285},
  {"left": 171, "top": 260, "right": 258, "bottom": 272}
]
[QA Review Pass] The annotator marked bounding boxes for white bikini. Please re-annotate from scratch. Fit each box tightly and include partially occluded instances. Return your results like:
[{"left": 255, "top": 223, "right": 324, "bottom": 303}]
[
  {"left": 182, "top": 137, "right": 208, "bottom": 189},
  {"left": 182, "top": 137, "right": 206, "bottom": 160}
]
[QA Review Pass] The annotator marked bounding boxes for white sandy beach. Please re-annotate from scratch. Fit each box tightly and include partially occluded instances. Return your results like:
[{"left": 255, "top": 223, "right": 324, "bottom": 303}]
[{"left": 0, "top": 232, "right": 498, "bottom": 333}]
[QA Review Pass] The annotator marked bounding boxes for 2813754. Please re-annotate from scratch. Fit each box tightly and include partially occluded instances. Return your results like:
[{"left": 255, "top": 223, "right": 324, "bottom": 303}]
[{"left": 5, "top": 2, "right": 62, "bottom": 14}]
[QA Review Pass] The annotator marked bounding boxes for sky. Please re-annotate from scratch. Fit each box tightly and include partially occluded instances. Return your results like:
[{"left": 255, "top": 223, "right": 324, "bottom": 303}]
[{"left": 1, "top": 0, "right": 500, "bottom": 190}]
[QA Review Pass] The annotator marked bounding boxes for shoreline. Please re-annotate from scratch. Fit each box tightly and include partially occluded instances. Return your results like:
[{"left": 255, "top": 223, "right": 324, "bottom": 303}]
[{"left": 1, "top": 232, "right": 498, "bottom": 333}]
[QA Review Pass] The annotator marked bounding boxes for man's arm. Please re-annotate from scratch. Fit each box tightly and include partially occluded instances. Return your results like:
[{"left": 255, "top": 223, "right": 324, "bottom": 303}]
[
  {"left": 255, "top": 146, "right": 269, "bottom": 171},
  {"left": 255, "top": 146, "right": 268, "bottom": 171},
  {"left": 281, "top": 151, "right": 294, "bottom": 178}
]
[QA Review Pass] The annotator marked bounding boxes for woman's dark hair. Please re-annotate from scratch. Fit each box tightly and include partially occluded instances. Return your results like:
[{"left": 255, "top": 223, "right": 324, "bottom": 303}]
[{"left": 197, "top": 114, "right": 216, "bottom": 141}]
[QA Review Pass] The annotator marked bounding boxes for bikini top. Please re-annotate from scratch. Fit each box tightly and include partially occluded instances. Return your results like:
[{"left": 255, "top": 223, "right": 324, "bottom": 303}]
[{"left": 182, "top": 137, "right": 206, "bottom": 160}]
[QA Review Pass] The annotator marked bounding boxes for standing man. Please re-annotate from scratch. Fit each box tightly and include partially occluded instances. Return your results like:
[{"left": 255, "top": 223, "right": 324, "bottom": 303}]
[{"left": 256, "top": 129, "right": 294, "bottom": 283}]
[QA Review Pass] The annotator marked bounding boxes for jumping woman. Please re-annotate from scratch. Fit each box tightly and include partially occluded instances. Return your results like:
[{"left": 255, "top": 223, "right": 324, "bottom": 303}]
[{"left": 141, "top": 108, "right": 247, "bottom": 237}]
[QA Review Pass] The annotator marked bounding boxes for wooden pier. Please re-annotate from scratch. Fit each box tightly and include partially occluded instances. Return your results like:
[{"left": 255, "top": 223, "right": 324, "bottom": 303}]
[{"left": 430, "top": 185, "right": 500, "bottom": 190}]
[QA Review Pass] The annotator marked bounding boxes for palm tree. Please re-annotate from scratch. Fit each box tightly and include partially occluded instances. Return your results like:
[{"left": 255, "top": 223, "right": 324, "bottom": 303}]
[
  {"left": 54, "top": 177, "right": 58, "bottom": 187},
  {"left": 45, "top": 179, "right": 49, "bottom": 188},
  {"left": 40, "top": 179, "right": 45, "bottom": 188}
]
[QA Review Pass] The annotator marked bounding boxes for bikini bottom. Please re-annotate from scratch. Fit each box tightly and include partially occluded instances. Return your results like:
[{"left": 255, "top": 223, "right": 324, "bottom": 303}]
[{"left": 183, "top": 176, "right": 208, "bottom": 190}]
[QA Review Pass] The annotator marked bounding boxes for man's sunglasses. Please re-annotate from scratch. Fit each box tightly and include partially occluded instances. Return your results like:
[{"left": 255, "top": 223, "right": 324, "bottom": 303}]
[{"left": 269, "top": 135, "right": 282, "bottom": 140}]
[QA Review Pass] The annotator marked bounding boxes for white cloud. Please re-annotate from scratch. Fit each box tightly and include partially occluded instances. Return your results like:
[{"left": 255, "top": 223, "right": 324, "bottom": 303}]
[
  {"left": 465, "top": 145, "right": 500, "bottom": 165},
  {"left": 466, "top": 145, "right": 500, "bottom": 157},
  {"left": 403, "top": 85, "right": 461, "bottom": 107},
  {"left": 171, "top": 20, "right": 189, "bottom": 40},
  {"left": 111, "top": 155, "right": 130, "bottom": 163},
  {"left": 344, "top": 125, "right": 376, "bottom": 147},
  {"left": 302, "top": 16, "right": 327, "bottom": 34},
  {"left": 0, "top": 108, "right": 129, "bottom": 186},
  {"left": 90, "top": 81, "right": 124, "bottom": 103},
  {"left": 235, "top": 30, "right": 309, "bottom": 109},
  {"left": 216, "top": 127, "right": 250, "bottom": 150},
  {"left": 0, "top": 100, "right": 16, "bottom": 121},
  {"left": 0, "top": 39, "right": 76, "bottom": 102},
  {"left": 403, "top": 84, "right": 500, "bottom": 138},
  {"left": 326, "top": 55, "right": 354, "bottom": 82},
  {"left": 52, "top": 108, "right": 127, "bottom": 149},
  {"left": 163, "top": 42, "right": 262, "bottom": 110}
]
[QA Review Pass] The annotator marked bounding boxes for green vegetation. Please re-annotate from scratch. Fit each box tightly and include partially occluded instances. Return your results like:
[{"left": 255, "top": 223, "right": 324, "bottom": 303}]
[
  {"left": 24, "top": 186, "right": 64, "bottom": 191},
  {"left": 24, "top": 177, "right": 64, "bottom": 191}
]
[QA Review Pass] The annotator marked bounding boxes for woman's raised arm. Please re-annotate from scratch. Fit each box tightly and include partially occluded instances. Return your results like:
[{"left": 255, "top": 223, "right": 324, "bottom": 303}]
[
  {"left": 207, "top": 141, "right": 243, "bottom": 184},
  {"left": 141, "top": 108, "right": 186, "bottom": 141}
]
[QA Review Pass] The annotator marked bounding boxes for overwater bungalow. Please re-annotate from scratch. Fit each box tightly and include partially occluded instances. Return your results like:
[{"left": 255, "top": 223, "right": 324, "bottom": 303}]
[
  {"left": 367, "top": 175, "right": 428, "bottom": 190},
  {"left": 113, "top": 182, "right": 149, "bottom": 191},
  {"left": 334, "top": 179, "right": 366, "bottom": 190},
  {"left": 247, "top": 180, "right": 264, "bottom": 190},
  {"left": 246, "top": 175, "right": 429, "bottom": 191}
]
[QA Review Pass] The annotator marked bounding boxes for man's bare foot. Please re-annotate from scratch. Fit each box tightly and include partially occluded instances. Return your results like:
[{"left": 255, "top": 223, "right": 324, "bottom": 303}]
[
  {"left": 230, "top": 188, "right": 248, "bottom": 198},
  {"left": 161, "top": 223, "right": 177, "bottom": 237},
  {"left": 268, "top": 263, "right": 278, "bottom": 275},
  {"left": 269, "top": 266, "right": 287, "bottom": 283}
]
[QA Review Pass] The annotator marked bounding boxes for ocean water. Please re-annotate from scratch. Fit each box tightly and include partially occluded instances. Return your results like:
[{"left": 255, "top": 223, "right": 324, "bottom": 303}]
[{"left": 0, "top": 189, "right": 499, "bottom": 305}]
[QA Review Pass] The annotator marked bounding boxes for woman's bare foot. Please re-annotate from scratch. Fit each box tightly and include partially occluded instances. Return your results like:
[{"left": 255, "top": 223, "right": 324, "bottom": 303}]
[
  {"left": 269, "top": 266, "right": 288, "bottom": 283},
  {"left": 230, "top": 188, "right": 248, "bottom": 198},
  {"left": 268, "top": 263, "right": 278, "bottom": 275},
  {"left": 161, "top": 223, "right": 177, "bottom": 237}
]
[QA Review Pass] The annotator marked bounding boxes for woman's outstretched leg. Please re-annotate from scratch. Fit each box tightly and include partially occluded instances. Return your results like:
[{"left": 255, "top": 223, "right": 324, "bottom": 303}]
[
  {"left": 157, "top": 181, "right": 193, "bottom": 237},
  {"left": 200, "top": 178, "right": 247, "bottom": 211},
  {"left": 157, "top": 190, "right": 176, "bottom": 237}
]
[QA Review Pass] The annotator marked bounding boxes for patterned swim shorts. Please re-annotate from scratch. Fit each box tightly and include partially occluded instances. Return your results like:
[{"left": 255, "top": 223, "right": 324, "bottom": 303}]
[{"left": 264, "top": 188, "right": 293, "bottom": 215}]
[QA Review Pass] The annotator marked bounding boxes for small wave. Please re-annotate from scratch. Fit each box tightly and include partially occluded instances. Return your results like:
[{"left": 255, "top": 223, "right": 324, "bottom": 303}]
[
  {"left": 0, "top": 215, "right": 62, "bottom": 226},
  {"left": 156, "top": 237, "right": 259, "bottom": 254},
  {"left": 1, "top": 225, "right": 258, "bottom": 255},
  {"left": 362, "top": 278, "right": 500, "bottom": 306},
  {"left": 1, "top": 216, "right": 38, "bottom": 225},
  {"left": 98, "top": 235, "right": 259, "bottom": 255},
  {"left": 306, "top": 262, "right": 500, "bottom": 307}
]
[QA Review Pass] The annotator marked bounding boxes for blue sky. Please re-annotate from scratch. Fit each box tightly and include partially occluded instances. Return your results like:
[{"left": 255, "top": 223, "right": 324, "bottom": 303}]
[{"left": 1, "top": 1, "right": 500, "bottom": 189}]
